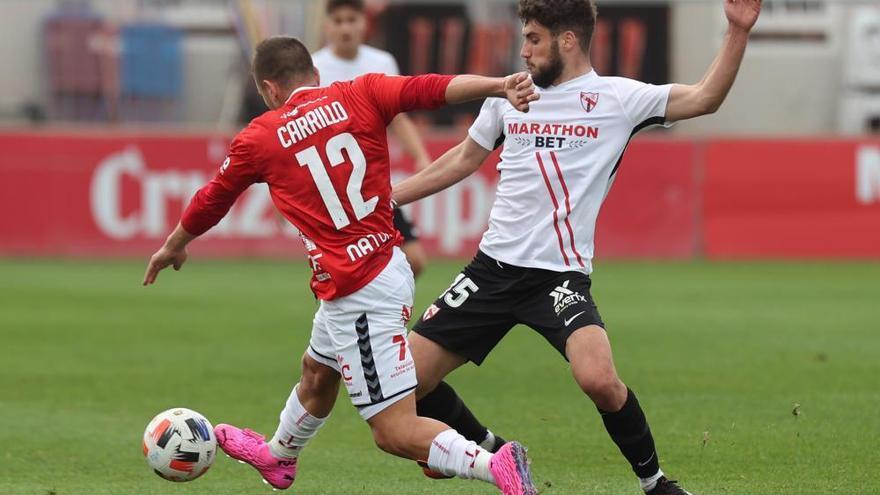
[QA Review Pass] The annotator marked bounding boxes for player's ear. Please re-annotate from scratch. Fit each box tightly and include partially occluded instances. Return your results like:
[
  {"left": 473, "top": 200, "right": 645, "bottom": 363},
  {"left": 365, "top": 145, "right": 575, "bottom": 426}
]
[
  {"left": 262, "top": 79, "right": 280, "bottom": 106},
  {"left": 313, "top": 67, "right": 321, "bottom": 87},
  {"left": 561, "top": 31, "right": 576, "bottom": 51}
]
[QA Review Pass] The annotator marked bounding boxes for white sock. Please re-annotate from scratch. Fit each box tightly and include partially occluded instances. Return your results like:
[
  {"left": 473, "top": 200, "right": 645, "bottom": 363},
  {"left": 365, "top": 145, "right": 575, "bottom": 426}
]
[
  {"left": 640, "top": 469, "right": 664, "bottom": 492},
  {"left": 427, "top": 429, "right": 495, "bottom": 484},
  {"left": 269, "top": 384, "right": 328, "bottom": 459},
  {"left": 479, "top": 430, "right": 497, "bottom": 450}
]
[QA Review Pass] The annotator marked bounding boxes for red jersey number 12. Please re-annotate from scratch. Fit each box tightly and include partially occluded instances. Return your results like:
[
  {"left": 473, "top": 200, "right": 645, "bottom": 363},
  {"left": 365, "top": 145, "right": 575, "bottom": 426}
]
[{"left": 295, "top": 132, "right": 378, "bottom": 230}]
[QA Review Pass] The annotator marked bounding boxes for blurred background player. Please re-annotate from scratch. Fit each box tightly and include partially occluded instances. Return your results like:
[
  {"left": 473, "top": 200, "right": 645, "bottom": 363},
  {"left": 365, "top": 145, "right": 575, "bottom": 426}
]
[
  {"left": 313, "top": 0, "right": 431, "bottom": 277},
  {"left": 394, "top": 0, "right": 762, "bottom": 494},
  {"left": 143, "top": 36, "right": 541, "bottom": 494}
]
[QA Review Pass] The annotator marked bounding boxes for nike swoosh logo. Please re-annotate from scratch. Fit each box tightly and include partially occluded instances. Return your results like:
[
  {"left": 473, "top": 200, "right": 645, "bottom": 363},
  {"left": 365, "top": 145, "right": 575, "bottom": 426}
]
[
  {"left": 563, "top": 311, "right": 586, "bottom": 326},
  {"left": 637, "top": 452, "right": 656, "bottom": 467}
]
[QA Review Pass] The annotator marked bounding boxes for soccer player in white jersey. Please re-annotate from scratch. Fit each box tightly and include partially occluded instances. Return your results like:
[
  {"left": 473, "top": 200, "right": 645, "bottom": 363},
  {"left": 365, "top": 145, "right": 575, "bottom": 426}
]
[
  {"left": 313, "top": 0, "right": 431, "bottom": 277},
  {"left": 393, "top": 0, "right": 762, "bottom": 493}
]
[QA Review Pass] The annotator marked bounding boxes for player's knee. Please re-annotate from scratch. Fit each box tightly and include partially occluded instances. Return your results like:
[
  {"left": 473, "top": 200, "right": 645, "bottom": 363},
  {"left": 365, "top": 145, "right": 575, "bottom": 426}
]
[
  {"left": 414, "top": 376, "right": 441, "bottom": 400},
  {"left": 575, "top": 369, "right": 626, "bottom": 411}
]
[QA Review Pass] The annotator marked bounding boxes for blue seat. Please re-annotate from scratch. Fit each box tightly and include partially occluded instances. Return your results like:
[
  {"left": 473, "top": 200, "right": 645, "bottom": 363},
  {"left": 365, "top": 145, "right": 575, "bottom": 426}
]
[{"left": 119, "top": 23, "right": 184, "bottom": 121}]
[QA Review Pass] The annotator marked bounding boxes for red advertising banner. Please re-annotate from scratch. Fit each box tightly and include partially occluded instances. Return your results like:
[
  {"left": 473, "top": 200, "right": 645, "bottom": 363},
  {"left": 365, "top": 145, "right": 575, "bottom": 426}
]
[
  {"left": 0, "top": 132, "right": 697, "bottom": 257},
  {"left": 0, "top": 130, "right": 699, "bottom": 260},
  {"left": 703, "top": 140, "right": 880, "bottom": 259},
  {"left": 7, "top": 131, "right": 879, "bottom": 260},
  {"left": 0, "top": 130, "right": 278, "bottom": 257},
  {"left": 595, "top": 139, "right": 698, "bottom": 259}
]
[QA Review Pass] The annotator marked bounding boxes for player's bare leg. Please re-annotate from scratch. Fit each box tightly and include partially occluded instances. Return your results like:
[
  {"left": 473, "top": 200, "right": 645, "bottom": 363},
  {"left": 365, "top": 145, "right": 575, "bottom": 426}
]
[
  {"left": 566, "top": 325, "right": 690, "bottom": 495},
  {"left": 410, "top": 332, "right": 467, "bottom": 399},
  {"left": 565, "top": 325, "right": 627, "bottom": 411},
  {"left": 367, "top": 392, "right": 536, "bottom": 495},
  {"left": 214, "top": 354, "right": 339, "bottom": 490},
  {"left": 409, "top": 332, "right": 509, "bottom": 479},
  {"left": 367, "top": 392, "right": 450, "bottom": 459},
  {"left": 295, "top": 352, "right": 341, "bottom": 417},
  {"left": 410, "top": 333, "right": 503, "bottom": 450}
]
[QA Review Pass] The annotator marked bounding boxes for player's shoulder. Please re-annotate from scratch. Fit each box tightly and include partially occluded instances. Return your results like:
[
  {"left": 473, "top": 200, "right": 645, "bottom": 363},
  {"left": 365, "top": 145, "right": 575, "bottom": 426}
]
[
  {"left": 595, "top": 74, "right": 660, "bottom": 98},
  {"left": 349, "top": 72, "right": 403, "bottom": 91},
  {"left": 232, "top": 112, "right": 277, "bottom": 154},
  {"left": 480, "top": 96, "right": 514, "bottom": 114}
]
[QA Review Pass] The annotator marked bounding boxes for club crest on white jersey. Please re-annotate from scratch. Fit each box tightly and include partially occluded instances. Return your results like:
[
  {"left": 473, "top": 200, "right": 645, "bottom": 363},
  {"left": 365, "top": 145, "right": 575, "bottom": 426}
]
[{"left": 580, "top": 91, "right": 599, "bottom": 113}]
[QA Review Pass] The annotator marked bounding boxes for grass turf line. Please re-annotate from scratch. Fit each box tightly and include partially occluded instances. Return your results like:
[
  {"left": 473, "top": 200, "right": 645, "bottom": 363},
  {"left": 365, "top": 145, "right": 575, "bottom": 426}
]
[{"left": 1, "top": 259, "right": 878, "bottom": 494}]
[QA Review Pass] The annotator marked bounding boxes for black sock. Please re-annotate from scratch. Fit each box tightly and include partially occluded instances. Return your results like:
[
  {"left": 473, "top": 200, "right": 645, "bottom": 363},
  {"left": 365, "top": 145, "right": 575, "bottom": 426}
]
[
  {"left": 599, "top": 387, "right": 660, "bottom": 479},
  {"left": 416, "top": 381, "right": 489, "bottom": 444}
]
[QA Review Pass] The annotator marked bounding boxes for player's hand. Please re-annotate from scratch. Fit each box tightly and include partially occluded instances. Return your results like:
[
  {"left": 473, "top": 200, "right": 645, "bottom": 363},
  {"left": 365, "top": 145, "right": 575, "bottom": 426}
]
[
  {"left": 143, "top": 246, "right": 188, "bottom": 286},
  {"left": 504, "top": 72, "right": 540, "bottom": 113},
  {"left": 725, "top": 0, "right": 761, "bottom": 32}
]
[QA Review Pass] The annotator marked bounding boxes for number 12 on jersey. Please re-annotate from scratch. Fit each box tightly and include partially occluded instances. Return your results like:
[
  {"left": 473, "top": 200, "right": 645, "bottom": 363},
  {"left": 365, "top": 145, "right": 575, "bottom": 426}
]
[{"left": 295, "top": 132, "right": 378, "bottom": 230}]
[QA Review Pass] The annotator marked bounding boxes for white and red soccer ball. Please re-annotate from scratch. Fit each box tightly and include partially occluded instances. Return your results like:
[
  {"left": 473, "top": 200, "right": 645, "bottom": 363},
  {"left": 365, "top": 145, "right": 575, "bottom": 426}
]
[{"left": 143, "top": 408, "right": 216, "bottom": 482}]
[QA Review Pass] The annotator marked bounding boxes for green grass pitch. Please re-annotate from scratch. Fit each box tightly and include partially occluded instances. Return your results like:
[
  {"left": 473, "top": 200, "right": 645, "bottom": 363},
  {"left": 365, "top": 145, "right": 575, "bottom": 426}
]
[{"left": 1, "top": 258, "right": 878, "bottom": 494}]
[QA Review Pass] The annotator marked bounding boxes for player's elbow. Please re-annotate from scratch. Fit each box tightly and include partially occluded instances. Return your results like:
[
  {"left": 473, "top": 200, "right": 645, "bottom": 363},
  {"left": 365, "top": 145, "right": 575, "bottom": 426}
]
[
  {"left": 693, "top": 87, "right": 724, "bottom": 116},
  {"left": 701, "top": 97, "right": 722, "bottom": 115}
]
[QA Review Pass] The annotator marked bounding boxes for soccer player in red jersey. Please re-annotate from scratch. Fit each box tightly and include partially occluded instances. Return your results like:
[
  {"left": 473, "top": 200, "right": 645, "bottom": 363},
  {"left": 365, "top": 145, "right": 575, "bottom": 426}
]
[{"left": 142, "top": 37, "right": 539, "bottom": 494}]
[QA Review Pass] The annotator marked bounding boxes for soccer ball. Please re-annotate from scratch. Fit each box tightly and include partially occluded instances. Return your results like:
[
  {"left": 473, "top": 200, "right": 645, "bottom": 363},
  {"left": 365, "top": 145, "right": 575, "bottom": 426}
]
[{"left": 142, "top": 407, "right": 217, "bottom": 482}]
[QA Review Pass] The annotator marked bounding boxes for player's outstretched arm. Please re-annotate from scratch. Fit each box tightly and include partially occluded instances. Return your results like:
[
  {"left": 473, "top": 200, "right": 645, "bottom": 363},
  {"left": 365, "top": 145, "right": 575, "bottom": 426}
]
[
  {"left": 388, "top": 113, "right": 433, "bottom": 170},
  {"left": 393, "top": 136, "right": 490, "bottom": 207},
  {"left": 143, "top": 223, "right": 196, "bottom": 286},
  {"left": 142, "top": 132, "right": 259, "bottom": 286},
  {"left": 445, "top": 72, "right": 539, "bottom": 112},
  {"left": 666, "top": 0, "right": 761, "bottom": 122}
]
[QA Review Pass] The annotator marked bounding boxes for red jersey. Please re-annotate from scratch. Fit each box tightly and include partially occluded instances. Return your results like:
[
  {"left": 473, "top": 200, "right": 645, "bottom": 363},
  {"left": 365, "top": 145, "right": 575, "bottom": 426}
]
[{"left": 181, "top": 73, "right": 454, "bottom": 299}]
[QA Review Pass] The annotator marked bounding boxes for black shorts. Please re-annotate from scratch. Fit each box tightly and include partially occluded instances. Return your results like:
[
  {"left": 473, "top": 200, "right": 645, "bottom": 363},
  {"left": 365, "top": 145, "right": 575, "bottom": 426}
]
[
  {"left": 413, "top": 251, "right": 604, "bottom": 365},
  {"left": 393, "top": 207, "right": 419, "bottom": 243}
]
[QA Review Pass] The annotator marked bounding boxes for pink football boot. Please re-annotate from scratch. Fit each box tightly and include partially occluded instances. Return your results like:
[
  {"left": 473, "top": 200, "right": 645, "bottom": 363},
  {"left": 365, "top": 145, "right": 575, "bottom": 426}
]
[
  {"left": 214, "top": 424, "right": 298, "bottom": 490},
  {"left": 489, "top": 441, "right": 538, "bottom": 495}
]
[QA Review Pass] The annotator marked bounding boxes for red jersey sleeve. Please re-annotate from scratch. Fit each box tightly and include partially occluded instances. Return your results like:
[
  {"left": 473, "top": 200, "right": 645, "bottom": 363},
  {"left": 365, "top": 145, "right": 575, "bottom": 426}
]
[
  {"left": 354, "top": 73, "right": 455, "bottom": 124},
  {"left": 181, "top": 130, "right": 262, "bottom": 236}
]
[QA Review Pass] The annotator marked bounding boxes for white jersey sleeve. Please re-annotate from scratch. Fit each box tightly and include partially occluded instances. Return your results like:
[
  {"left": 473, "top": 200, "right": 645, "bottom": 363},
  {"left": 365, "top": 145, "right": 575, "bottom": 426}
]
[
  {"left": 468, "top": 98, "right": 505, "bottom": 151},
  {"left": 607, "top": 77, "right": 673, "bottom": 127}
]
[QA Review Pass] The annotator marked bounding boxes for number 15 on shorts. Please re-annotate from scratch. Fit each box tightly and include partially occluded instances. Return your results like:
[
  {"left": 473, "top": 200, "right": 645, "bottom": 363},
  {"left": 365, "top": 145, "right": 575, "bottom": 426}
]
[{"left": 442, "top": 274, "right": 479, "bottom": 308}]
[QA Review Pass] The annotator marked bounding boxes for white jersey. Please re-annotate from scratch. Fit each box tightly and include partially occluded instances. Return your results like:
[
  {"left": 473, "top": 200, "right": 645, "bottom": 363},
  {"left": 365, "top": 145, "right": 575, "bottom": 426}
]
[
  {"left": 469, "top": 70, "right": 672, "bottom": 274},
  {"left": 312, "top": 45, "right": 400, "bottom": 84}
]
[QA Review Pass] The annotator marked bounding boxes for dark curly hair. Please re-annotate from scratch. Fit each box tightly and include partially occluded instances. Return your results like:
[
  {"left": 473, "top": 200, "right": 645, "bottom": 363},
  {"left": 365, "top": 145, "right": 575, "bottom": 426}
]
[
  {"left": 326, "top": 0, "right": 365, "bottom": 15},
  {"left": 518, "top": 0, "right": 598, "bottom": 52}
]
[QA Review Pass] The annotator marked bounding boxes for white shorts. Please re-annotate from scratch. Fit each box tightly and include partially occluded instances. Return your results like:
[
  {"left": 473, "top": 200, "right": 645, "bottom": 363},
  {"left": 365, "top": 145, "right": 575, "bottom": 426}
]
[{"left": 307, "top": 247, "right": 417, "bottom": 420}]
